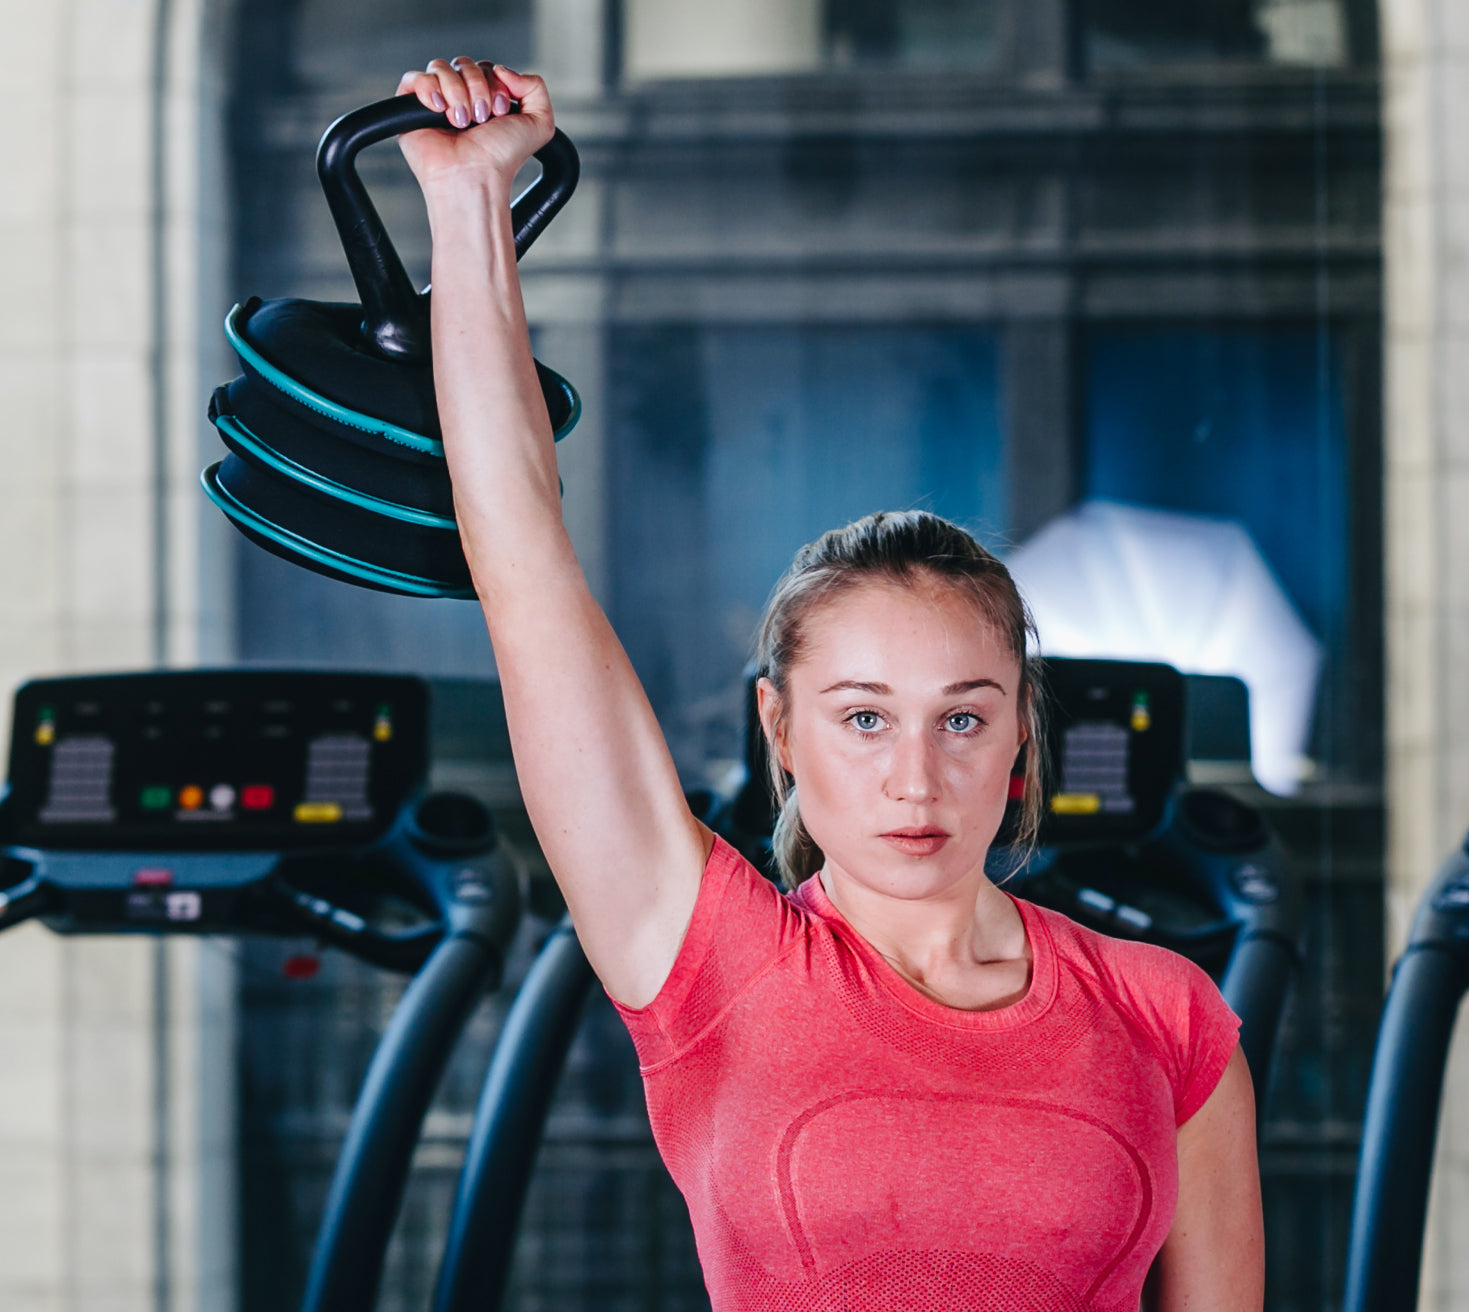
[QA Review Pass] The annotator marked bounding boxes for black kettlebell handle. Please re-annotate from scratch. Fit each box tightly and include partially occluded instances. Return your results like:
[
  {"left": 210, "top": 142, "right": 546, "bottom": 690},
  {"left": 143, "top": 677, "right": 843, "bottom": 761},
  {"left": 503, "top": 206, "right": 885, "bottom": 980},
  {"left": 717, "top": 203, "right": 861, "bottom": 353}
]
[{"left": 316, "top": 95, "right": 580, "bottom": 362}]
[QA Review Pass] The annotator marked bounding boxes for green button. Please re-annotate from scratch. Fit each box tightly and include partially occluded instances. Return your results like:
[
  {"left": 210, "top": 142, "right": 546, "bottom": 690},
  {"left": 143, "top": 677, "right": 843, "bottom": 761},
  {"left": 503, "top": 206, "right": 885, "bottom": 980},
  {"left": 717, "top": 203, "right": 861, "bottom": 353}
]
[{"left": 140, "top": 786, "right": 172, "bottom": 811}]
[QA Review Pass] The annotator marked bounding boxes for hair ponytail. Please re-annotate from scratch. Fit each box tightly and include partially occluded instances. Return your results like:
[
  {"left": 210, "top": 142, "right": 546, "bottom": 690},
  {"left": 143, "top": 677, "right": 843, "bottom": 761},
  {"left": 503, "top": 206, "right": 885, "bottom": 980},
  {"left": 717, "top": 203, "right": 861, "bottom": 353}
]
[{"left": 771, "top": 785, "right": 823, "bottom": 889}]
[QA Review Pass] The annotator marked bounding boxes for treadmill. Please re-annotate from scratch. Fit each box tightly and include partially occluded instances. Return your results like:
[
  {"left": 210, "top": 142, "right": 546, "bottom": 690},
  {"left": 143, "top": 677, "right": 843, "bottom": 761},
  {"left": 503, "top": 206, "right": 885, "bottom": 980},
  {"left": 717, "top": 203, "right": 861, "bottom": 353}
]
[
  {"left": 0, "top": 669, "right": 521, "bottom": 1312},
  {"left": 1005, "top": 658, "right": 1301, "bottom": 1113}
]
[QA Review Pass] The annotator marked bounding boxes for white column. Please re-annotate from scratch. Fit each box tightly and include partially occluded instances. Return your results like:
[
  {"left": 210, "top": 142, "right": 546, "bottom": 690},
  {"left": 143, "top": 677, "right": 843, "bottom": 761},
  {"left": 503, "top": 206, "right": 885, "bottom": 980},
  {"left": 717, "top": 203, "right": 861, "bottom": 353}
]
[
  {"left": 0, "top": 0, "right": 235, "bottom": 1308},
  {"left": 1382, "top": 0, "right": 1469, "bottom": 1306},
  {"left": 623, "top": 0, "right": 823, "bottom": 80}
]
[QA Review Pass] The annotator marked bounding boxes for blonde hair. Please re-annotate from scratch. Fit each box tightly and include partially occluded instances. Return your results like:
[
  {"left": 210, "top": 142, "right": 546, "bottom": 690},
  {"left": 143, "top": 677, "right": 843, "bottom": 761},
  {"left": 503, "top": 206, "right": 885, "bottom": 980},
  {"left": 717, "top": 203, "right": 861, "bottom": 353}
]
[{"left": 755, "top": 510, "right": 1044, "bottom": 889}]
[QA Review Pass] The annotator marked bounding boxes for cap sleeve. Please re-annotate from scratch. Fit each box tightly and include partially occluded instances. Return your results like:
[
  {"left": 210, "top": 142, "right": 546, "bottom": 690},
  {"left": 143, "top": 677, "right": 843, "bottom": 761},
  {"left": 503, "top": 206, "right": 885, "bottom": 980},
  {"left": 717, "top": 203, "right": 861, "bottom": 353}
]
[
  {"left": 1167, "top": 956, "right": 1242, "bottom": 1126},
  {"left": 1090, "top": 933, "right": 1242, "bottom": 1126},
  {"left": 612, "top": 836, "right": 806, "bottom": 1068}
]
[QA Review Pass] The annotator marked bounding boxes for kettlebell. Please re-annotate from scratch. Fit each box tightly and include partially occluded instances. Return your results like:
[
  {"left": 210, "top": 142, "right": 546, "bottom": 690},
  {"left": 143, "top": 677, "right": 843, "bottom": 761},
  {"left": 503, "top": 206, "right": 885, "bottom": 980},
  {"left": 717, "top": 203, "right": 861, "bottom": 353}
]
[{"left": 203, "top": 95, "right": 580, "bottom": 598}]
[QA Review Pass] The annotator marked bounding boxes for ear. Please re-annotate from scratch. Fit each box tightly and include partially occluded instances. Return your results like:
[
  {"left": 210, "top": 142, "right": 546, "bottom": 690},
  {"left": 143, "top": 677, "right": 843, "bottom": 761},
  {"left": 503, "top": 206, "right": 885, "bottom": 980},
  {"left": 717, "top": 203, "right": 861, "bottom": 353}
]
[
  {"left": 1012, "top": 684, "right": 1030, "bottom": 771},
  {"left": 755, "top": 676, "right": 793, "bottom": 774}
]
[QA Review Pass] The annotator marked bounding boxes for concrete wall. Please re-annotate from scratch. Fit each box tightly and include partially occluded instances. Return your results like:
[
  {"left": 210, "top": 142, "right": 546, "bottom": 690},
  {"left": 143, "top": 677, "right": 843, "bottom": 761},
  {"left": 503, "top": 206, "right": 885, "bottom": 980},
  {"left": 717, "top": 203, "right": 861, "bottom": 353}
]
[
  {"left": 0, "top": 1, "right": 234, "bottom": 1309},
  {"left": 1381, "top": 0, "right": 1469, "bottom": 1306}
]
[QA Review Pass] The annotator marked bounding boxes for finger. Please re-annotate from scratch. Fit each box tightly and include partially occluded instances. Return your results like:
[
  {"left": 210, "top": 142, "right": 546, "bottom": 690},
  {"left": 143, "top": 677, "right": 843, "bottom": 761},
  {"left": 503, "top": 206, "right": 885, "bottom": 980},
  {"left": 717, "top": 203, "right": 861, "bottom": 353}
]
[
  {"left": 425, "top": 57, "right": 473, "bottom": 129},
  {"left": 493, "top": 67, "right": 552, "bottom": 127},
  {"left": 475, "top": 62, "right": 515, "bottom": 119},
  {"left": 450, "top": 55, "right": 496, "bottom": 124},
  {"left": 399, "top": 69, "right": 449, "bottom": 115}
]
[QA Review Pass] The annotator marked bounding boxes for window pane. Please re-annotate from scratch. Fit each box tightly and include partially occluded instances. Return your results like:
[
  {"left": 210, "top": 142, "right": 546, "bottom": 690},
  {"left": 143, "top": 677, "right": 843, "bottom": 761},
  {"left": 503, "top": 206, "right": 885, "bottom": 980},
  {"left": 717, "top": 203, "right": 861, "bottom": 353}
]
[
  {"left": 623, "top": 0, "right": 1000, "bottom": 79},
  {"left": 609, "top": 325, "right": 1004, "bottom": 775},
  {"left": 1081, "top": 325, "right": 1361, "bottom": 785},
  {"left": 1083, "top": 0, "right": 1353, "bottom": 68}
]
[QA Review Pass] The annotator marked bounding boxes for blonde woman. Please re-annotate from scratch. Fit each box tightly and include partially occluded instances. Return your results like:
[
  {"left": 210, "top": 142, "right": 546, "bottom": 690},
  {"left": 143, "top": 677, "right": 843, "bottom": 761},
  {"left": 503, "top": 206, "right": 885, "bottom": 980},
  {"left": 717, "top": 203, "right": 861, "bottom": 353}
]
[{"left": 395, "top": 58, "right": 1263, "bottom": 1312}]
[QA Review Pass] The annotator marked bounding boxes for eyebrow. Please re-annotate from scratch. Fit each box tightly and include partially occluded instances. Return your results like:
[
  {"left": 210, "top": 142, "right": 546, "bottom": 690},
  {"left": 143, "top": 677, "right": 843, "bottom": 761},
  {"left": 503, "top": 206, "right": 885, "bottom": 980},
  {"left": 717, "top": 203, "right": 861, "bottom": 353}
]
[{"left": 816, "top": 678, "right": 1007, "bottom": 697}]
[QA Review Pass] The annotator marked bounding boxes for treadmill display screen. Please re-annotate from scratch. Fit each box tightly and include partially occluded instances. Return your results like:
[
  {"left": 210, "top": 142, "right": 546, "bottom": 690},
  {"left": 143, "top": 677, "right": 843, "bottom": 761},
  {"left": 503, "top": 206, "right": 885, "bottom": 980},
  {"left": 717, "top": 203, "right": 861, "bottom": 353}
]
[
  {"left": 1037, "top": 659, "right": 1185, "bottom": 846},
  {"left": 4, "top": 671, "right": 428, "bottom": 851}
]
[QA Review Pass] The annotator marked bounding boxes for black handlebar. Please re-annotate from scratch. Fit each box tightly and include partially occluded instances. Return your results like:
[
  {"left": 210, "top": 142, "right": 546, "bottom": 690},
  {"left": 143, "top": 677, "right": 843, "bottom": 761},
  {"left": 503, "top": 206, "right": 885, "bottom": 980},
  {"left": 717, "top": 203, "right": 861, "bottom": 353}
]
[
  {"left": 1219, "top": 929, "right": 1297, "bottom": 1108},
  {"left": 264, "top": 878, "right": 444, "bottom": 973},
  {"left": 1344, "top": 841, "right": 1469, "bottom": 1312},
  {"left": 433, "top": 916, "right": 597, "bottom": 1312},
  {"left": 0, "top": 872, "right": 50, "bottom": 931},
  {"left": 315, "top": 95, "right": 580, "bottom": 362},
  {"left": 302, "top": 924, "right": 505, "bottom": 1312}
]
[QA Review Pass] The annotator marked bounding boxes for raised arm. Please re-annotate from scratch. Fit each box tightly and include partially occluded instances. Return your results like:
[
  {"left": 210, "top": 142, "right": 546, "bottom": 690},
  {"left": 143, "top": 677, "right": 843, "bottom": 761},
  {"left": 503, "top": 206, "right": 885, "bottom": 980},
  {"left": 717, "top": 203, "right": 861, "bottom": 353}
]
[{"left": 397, "top": 60, "right": 710, "bottom": 1006}]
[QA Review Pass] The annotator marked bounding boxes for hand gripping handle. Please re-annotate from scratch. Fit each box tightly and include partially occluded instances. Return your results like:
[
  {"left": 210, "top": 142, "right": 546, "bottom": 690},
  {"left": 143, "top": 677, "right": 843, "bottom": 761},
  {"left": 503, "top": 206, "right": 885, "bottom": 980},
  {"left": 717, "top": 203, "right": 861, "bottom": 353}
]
[{"left": 315, "top": 94, "right": 580, "bottom": 362}]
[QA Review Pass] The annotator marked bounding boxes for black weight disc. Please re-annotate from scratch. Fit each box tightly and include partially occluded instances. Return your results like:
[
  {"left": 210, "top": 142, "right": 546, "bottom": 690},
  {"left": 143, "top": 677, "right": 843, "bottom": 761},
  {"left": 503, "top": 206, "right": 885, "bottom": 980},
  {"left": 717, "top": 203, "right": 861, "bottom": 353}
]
[
  {"left": 232, "top": 297, "right": 580, "bottom": 441},
  {"left": 211, "top": 381, "right": 457, "bottom": 519},
  {"left": 239, "top": 299, "right": 443, "bottom": 436},
  {"left": 209, "top": 455, "right": 472, "bottom": 593}
]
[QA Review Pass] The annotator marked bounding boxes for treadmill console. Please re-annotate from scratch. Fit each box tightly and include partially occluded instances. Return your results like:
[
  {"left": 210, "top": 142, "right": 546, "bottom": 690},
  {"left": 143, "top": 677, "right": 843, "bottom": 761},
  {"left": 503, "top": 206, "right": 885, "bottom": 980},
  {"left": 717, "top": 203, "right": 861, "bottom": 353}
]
[
  {"left": 1037, "top": 658, "right": 1185, "bottom": 846},
  {"left": 3, "top": 671, "right": 428, "bottom": 852}
]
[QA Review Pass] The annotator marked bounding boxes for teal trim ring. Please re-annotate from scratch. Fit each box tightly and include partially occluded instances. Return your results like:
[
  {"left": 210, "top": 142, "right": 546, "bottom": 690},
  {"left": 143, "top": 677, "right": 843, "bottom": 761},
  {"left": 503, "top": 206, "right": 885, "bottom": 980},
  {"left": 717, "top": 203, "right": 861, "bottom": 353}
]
[
  {"left": 225, "top": 304, "right": 445, "bottom": 455},
  {"left": 550, "top": 374, "right": 581, "bottom": 442},
  {"left": 224, "top": 304, "right": 582, "bottom": 445},
  {"left": 202, "top": 465, "right": 476, "bottom": 600},
  {"left": 212, "top": 411, "right": 459, "bottom": 530}
]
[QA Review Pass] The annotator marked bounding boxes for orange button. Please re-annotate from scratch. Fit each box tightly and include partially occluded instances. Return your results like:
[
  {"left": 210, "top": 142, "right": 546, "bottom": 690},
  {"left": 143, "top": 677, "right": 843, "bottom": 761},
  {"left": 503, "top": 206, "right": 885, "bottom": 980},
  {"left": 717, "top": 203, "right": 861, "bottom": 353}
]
[{"left": 178, "top": 785, "right": 204, "bottom": 811}]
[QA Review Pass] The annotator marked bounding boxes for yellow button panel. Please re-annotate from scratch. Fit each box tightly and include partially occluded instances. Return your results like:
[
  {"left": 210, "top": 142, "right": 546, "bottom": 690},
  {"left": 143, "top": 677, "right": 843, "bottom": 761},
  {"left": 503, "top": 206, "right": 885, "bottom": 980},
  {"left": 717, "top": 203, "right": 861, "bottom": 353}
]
[
  {"left": 1050, "top": 793, "right": 1102, "bottom": 815},
  {"left": 294, "top": 801, "right": 343, "bottom": 824}
]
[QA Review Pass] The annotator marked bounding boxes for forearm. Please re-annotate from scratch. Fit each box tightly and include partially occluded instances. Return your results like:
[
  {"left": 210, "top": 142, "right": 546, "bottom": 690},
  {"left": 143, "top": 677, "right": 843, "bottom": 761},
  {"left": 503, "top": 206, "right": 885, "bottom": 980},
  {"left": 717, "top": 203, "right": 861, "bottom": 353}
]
[{"left": 424, "top": 176, "right": 568, "bottom": 593}]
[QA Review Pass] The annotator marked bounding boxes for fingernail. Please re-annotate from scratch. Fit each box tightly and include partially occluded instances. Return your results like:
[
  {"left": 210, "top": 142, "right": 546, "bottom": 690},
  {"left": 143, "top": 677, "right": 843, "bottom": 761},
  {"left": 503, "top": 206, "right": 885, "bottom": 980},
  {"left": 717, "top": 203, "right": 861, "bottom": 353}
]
[
  {"left": 474, "top": 97, "right": 490, "bottom": 123},
  {"left": 496, "top": 64, "right": 520, "bottom": 77},
  {"left": 492, "top": 93, "right": 510, "bottom": 117},
  {"left": 451, "top": 104, "right": 470, "bottom": 128},
  {"left": 431, "top": 91, "right": 447, "bottom": 111}
]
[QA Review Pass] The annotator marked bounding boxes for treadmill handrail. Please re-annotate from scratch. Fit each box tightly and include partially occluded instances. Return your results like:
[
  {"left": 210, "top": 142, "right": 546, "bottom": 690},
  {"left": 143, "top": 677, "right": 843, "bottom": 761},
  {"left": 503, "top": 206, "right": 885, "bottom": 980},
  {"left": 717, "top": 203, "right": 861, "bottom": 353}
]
[
  {"left": 432, "top": 916, "right": 597, "bottom": 1312},
  {"left": 0, "top": 870, "right": 51, "bottom": 930},
  {"left": 1218, "top": 928, "right": 1298, "bottom": 1127},
  {"left": 302, "top": 922, "right": 504, "bottom": 1312},
  {"left": 1343, "top": 935, "right": 1468, "bottom": 1312},
  {"left": 261, "top": 875, "right": 444, "bottom": 973}
]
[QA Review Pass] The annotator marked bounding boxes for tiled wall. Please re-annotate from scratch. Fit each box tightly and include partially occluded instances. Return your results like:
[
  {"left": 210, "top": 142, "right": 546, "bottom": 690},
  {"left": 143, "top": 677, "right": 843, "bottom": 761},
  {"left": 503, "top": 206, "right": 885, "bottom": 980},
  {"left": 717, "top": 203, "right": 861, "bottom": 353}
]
[
  {"left": 0, "top": 1, "right": 234, "bottom": 1309},
  {"left": 1382, "top": 0, "right": 1469, "bottom": 1306}
]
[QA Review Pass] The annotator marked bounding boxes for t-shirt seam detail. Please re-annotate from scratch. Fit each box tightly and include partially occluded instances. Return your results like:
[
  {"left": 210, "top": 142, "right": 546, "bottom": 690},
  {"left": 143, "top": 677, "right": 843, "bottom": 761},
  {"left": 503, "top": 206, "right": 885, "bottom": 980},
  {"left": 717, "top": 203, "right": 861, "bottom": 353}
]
[
  {"left": 634, "top": 935, "right": 809, "bottom": 1075},
  {"left": 614, "top": 837, "right": 743, "bottom": 1027},
  {"left": 1175, "top": 1025, "right": 1240, "bottom": 1126}
]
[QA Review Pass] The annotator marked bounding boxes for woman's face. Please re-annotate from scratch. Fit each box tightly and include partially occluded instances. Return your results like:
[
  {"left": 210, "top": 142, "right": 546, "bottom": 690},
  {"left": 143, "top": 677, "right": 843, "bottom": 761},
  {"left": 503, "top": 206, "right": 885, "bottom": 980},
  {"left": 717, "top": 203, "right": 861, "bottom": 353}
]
[{"left": 760, "top": 577, "right": 1026, "bottom": 901}]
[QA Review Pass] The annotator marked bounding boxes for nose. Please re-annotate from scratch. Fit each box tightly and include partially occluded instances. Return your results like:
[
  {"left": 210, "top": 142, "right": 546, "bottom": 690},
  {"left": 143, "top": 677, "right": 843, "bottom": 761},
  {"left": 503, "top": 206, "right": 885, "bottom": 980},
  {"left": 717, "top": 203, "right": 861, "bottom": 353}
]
[{"left": 883, "top": 729, "right": 941, "bottom": 804}]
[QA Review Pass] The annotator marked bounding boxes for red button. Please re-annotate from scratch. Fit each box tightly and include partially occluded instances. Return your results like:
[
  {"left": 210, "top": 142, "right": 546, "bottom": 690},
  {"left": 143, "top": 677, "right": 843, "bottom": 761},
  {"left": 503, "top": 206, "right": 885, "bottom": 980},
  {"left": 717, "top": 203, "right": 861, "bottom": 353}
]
[
  {"left": 133, "top": 868, "right": 174, "bottom": 888},
  {"left": 241, "top": 785, "right": 275, "bottom": 811},
  {"left": 282, "top": 954, "right": 321, "bottom": 980},
  {"left": 1008, "top": 774, "right": 1026, "bottom": 800}
]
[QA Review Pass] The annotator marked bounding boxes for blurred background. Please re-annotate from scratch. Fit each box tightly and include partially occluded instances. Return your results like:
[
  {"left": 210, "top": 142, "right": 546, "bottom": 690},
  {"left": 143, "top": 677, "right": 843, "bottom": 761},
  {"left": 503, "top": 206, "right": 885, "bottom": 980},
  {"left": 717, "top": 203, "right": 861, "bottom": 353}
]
[{"left": 2, "top": 0, "right": 1465, "bottom": 1307}]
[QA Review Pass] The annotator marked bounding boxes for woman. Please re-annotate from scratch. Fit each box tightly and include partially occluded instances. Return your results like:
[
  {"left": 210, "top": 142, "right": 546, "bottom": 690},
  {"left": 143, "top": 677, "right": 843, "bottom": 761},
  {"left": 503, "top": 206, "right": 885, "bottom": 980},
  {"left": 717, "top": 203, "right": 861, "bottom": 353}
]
[{"left": 396, "top": 59, "right": 1263, "bottom": 1311}]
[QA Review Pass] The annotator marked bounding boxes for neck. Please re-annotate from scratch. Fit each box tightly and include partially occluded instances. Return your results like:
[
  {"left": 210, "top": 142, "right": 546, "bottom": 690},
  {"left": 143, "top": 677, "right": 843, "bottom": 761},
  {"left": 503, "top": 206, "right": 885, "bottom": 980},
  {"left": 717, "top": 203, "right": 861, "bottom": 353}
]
[{"left": 817, "top": 858, "right": 1030, "bottom": 991}]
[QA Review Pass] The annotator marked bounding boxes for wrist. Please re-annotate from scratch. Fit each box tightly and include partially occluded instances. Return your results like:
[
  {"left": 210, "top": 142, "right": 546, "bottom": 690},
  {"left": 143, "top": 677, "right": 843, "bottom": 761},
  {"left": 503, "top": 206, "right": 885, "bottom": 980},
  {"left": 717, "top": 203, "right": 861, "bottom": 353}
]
[{"left": 421, "top": 170, "right": 518, "bottom": 227}]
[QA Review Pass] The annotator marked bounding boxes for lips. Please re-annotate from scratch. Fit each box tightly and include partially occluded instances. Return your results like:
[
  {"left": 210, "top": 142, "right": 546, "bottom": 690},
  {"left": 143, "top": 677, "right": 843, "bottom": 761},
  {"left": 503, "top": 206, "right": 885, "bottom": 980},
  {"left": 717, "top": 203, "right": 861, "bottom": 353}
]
[{"left": 880, "top": 828, "right": 950, "bottom": 857}]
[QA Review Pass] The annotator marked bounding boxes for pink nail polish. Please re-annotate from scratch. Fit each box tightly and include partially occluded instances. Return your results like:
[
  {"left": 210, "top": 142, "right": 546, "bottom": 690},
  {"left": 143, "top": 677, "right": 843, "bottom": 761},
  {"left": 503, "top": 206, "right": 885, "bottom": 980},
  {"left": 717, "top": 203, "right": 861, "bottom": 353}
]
[
  {"left": 451, "top": 104, "right": 470, "bottom": 128},
  {"left": 474, "top": 98, "right": 490, "bottom": 123},
  {"left": 431, "top": 91, "right": 447, "bottom": 111},
  {"left": 493, "top": 93, "right": 510, "bottom": 117}
]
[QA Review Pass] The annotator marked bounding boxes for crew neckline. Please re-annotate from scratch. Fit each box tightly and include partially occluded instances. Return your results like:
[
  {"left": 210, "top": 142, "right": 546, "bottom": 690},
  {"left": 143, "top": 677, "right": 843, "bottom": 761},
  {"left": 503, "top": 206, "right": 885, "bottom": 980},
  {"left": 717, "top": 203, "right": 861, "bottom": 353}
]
[{"left": 794, "top": 875, "right": 1059, "bottom": 1031}]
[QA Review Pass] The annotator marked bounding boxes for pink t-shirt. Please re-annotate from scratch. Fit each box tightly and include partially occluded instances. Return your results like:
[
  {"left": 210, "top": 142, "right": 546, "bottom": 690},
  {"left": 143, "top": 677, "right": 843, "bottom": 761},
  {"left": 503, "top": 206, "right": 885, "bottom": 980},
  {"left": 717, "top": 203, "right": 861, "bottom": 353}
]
[{"left": 614, "top": 838, "right": 1240, "bottom": 1312}]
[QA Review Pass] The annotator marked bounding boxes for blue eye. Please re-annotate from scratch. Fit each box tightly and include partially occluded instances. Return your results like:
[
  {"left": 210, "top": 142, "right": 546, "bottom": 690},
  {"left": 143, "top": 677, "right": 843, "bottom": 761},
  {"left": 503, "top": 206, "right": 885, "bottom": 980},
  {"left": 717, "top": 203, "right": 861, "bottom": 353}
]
[
  {"left": 946, "top": 713, "right": 981, "bottom": 733},
  {"left": 850, "top": 711, "right": 883, "bottom": 733}
]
